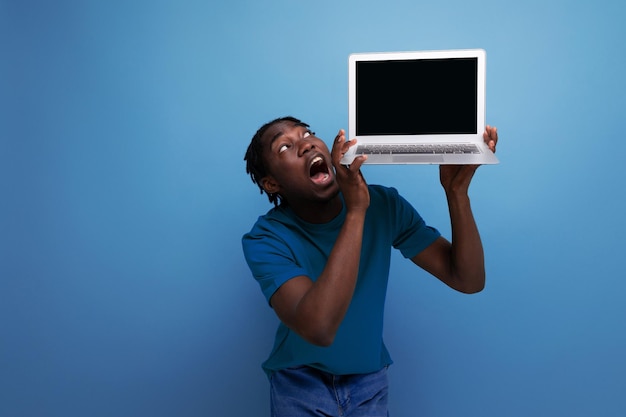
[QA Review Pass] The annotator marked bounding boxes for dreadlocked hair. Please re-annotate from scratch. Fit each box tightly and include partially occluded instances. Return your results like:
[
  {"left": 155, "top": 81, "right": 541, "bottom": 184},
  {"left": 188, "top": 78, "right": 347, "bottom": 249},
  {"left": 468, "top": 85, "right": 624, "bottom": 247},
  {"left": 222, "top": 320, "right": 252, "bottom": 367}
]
[{"left": 244, "top": 116, "right": 309, "bottom": 207}]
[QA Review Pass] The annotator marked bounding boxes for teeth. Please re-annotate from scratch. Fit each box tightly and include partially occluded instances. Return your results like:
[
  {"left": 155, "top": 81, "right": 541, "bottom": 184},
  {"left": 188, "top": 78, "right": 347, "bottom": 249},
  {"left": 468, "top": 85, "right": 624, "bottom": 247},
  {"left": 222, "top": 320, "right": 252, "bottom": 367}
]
[{"left": 311, "top": 156, "right": 323, "bottom": 166}]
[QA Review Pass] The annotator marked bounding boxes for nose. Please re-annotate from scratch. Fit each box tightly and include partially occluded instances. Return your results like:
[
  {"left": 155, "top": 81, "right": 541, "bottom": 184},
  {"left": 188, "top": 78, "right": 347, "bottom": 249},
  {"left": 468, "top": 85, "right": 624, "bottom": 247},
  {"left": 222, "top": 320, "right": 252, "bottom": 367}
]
[{"left": 297, "top": 137, "right": 315, "bottom": 156}]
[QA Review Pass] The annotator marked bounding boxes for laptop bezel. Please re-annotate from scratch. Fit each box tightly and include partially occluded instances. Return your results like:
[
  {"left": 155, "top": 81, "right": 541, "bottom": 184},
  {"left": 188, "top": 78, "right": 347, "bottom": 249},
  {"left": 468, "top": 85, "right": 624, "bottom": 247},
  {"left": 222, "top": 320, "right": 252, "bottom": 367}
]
[{"left": 347, "top": 48, "right": 487, "bottom": 148}]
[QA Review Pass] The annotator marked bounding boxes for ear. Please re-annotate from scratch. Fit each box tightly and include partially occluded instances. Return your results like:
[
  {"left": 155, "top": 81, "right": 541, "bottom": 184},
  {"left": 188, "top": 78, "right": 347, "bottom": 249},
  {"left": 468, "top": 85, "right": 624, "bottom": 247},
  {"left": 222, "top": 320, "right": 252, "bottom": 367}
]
[{"left": 261, "top": 176, "right": 280, "bottom": 195}]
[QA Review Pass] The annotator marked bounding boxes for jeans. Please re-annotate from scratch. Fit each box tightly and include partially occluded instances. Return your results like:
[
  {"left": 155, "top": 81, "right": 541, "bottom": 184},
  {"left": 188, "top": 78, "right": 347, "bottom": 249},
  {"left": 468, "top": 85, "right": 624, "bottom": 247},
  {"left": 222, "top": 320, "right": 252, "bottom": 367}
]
[{"left": 270, "top": 365, "right": 389, "bottom": 417}]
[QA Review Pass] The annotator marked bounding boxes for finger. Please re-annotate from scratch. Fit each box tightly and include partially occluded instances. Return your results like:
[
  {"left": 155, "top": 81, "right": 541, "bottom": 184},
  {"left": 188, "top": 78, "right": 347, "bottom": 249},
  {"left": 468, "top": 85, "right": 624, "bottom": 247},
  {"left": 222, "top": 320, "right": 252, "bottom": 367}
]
[
  {"left": 342, "top": 138, "right": 357, "bottom": 153},
  {"left": 333, "top": 129, "right": 345, "bottom": 147},
  {"left": 333, "top": 139, "right": 359, "bottom": 169},
  {"left": 331, "top": 129, "right": 347, "bottom": 164},
  {"left": 483, "top": 125, "right": 491, "bottom": 141},
  {"left": 490, "top": 127, "right": 498, "bottom": 152},
  {"left": 486, "top": 126, "right": 498, "bottom": 142},
  {"left": 348, "top": 154, "right": 368, "bottom": 173},
  {"left": 483, "top": 126, "right": 497, "bottom": 153},
  {"left": 491, "top": 127, "right": 498, "bottom": 143}
]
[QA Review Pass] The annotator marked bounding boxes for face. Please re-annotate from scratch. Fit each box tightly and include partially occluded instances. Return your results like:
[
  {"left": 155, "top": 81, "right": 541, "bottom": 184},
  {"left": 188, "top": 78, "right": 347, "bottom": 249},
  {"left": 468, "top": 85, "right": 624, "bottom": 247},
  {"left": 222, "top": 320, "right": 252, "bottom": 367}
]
[{"left": 260, "top": 121, "right": 339, "bottom": 205}]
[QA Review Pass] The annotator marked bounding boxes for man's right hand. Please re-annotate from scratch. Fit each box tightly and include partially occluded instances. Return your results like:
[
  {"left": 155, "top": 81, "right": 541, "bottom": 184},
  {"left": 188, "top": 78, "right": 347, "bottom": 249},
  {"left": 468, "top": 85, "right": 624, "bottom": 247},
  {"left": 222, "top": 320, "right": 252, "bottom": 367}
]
[{"left": 331, "top": 129, "right": 370, "bottom": 214}]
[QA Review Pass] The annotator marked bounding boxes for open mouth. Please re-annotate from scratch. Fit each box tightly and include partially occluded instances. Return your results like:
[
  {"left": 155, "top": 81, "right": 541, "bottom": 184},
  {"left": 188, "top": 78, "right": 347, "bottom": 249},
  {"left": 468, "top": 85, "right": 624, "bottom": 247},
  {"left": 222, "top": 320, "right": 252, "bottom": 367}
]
[{"left": 309, "top": 156, "right": 330, "bottom": 184}]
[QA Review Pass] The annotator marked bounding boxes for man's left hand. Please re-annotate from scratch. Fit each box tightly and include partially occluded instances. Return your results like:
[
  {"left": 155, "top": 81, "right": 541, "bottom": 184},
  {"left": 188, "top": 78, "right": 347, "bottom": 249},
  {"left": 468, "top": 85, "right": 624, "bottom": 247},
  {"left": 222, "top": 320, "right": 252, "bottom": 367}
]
[{"left": 439, "top": 125, "right": 498, "bottom": 194}]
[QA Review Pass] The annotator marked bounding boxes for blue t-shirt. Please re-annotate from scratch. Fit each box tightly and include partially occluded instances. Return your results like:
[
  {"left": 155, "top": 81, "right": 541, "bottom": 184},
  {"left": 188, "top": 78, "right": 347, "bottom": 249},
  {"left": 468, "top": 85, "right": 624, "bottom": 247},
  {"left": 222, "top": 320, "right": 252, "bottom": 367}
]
[{"left": 242, "top": 185, "right": 440, "bottom": 377}]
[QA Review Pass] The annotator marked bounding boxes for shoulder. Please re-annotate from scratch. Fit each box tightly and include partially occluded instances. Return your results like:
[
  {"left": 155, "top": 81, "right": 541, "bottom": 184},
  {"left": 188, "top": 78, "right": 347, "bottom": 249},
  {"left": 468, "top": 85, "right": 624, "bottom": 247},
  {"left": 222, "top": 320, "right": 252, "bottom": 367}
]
[
  {"left": 367, "top": 184, "right": 401, "bottom": 200},
  {"left": 367, "top": 184, "right": 410, "bottom": 210},
  {"left": 368, "top": 183, "right": 395, "bottom": 194},
  {"left": 242, "top": 205, "right": 295, "bottom": 245},
  {"left": 366, "top": 184, "right": 430, "bottom": 228},
  {"left": 247, "top": 204, "right": 295, "bottom": 229}
]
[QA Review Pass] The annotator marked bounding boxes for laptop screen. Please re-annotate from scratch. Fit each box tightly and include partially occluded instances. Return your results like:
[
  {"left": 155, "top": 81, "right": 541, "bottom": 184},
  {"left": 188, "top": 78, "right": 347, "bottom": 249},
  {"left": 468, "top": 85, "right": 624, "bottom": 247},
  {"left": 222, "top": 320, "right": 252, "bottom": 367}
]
[{"left": 355, "top": 57, "right": 478, "bottom": 136}]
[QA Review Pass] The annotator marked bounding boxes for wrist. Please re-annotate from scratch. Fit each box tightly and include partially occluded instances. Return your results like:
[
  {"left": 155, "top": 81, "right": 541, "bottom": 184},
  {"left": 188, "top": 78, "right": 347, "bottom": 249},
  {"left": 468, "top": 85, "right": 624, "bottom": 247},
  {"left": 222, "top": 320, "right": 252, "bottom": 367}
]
[
  {"left": 345, "top": 208, "right": 368, "bottom": 222},
  {"left": 445, "top": 191, "right": 471, "bottom": 209}
]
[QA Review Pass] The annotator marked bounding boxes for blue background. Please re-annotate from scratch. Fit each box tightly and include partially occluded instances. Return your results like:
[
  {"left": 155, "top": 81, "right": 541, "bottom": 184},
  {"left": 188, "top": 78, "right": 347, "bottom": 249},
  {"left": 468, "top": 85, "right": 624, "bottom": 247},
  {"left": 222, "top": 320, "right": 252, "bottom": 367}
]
[{"left": 2, "top": 1, "right": 625, "bottom": 416}]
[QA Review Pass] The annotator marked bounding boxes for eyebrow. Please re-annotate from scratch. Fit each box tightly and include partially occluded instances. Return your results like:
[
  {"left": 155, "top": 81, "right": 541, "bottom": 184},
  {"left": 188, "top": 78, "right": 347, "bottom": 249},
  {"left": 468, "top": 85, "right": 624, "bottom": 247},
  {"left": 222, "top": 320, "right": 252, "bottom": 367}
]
[
  {"left": 269, "top": 131, "right": 284, "bottom": 148},
  {"left": 268, "top": 123, "right": 309, "bottom": 148}
]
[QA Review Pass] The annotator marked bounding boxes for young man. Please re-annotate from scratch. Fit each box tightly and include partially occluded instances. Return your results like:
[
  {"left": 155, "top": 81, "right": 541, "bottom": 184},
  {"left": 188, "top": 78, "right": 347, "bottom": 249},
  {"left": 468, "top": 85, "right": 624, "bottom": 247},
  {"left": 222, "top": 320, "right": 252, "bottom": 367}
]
[{"left": 242, "top": 116, "right": 498, "bottom": 417}]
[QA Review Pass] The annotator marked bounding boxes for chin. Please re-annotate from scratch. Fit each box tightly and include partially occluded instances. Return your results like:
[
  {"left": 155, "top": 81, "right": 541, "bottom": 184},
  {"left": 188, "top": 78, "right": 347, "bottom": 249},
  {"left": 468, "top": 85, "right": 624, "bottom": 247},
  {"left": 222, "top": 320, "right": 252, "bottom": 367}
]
[{"left": 321, "top": 184, "right": 341, "bottom": 201}]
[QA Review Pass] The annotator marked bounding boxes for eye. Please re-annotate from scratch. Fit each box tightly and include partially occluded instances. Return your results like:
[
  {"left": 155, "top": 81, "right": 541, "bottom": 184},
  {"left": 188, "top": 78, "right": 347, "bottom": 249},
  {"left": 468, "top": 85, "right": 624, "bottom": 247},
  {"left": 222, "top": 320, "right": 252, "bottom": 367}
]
[
  {"left": 278, "top": 144, "right": 289, "bottom": 153},
  {"left": 303, "top": 132, "right": 311, "bottom": 139}
]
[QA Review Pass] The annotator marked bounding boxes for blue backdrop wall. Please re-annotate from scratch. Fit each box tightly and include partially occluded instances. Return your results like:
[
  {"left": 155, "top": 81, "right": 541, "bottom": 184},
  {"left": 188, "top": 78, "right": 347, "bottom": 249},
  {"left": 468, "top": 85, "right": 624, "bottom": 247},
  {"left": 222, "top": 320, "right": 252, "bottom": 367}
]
[{"left": 2, "top": 1, "right": 625, "bottom": 416}]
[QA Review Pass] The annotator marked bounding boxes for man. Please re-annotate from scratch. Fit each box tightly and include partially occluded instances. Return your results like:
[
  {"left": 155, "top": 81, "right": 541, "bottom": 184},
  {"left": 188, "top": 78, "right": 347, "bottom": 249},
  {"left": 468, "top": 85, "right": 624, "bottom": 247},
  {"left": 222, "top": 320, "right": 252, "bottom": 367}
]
[{"left": 242, "top": 116, "right": 498, "bottom": 416}]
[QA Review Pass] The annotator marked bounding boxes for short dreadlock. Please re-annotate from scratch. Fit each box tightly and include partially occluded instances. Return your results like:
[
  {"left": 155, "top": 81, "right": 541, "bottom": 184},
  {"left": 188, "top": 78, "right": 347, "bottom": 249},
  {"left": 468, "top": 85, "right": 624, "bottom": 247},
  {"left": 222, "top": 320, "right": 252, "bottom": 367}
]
[{"left": 244, "top": 116, "right": 310, "bottom": 206}]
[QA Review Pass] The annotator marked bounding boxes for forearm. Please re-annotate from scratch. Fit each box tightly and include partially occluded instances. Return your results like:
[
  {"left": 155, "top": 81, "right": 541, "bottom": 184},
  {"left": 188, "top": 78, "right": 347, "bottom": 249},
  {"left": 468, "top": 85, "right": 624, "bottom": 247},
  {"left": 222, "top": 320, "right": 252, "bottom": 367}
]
[
  {"left": 446, "top": 191, "right": 486, "bottom": 293},
  {"left": 294, "top": 210, "right": 366, "bottom": 345}
]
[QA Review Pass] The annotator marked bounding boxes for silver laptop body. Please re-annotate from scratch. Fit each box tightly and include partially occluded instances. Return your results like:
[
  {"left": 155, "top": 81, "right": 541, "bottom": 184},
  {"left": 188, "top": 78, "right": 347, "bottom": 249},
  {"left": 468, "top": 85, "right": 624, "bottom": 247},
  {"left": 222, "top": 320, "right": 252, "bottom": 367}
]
[{"left": 341, "top": 49, "right": 499, "bottom": 165}]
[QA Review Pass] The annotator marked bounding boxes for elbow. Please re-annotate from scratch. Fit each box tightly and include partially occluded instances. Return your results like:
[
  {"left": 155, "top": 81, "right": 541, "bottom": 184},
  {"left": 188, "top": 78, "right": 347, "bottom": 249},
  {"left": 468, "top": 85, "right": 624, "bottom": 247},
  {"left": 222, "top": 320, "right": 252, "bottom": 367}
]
[
  {"left": 287, "top": 305, "right": 340, "bottom": 347},
  {"left": 458, "top": 276, "right": 485, "bottom": 294},
  {"left": 305, "top": 331, "right": 336, "bottom": 347},
  {"left": 454, "top": 273, "right": 485, "bottom": 294},
  {"left": 460, "top": 283, "right": 485, "bottom": 294},
  {"left": 309, "top": 336, "right": 334, "bottom": 347},
  {"left": 300, "top": 326, "right": 337, "bottom": 347}
]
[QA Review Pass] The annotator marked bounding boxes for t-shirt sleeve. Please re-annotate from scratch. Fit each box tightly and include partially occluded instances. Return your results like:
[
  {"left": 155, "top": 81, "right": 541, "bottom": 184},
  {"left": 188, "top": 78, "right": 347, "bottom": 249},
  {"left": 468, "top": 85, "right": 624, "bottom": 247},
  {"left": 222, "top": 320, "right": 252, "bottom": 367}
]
[
  {"left": 242, "top": 223, "right": 309, "bottom": 305},
  {"left": 387, "top": 187, "right": 441, "bottom": 259}
]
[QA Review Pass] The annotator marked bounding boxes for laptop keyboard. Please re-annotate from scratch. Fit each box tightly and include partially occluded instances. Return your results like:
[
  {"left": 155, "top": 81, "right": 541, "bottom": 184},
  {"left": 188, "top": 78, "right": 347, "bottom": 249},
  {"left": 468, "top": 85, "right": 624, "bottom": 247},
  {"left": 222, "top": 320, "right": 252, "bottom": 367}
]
[{"left": 356, "top": 143, "right": 480, "bottom": 155}]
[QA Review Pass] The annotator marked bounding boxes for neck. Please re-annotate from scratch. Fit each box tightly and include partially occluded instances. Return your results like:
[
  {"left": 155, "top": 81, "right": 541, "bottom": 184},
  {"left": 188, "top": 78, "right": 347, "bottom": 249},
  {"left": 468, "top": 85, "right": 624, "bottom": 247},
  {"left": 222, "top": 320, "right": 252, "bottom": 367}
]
[{"left": 287, "top": 194, "right": 343, "bottom": 224}]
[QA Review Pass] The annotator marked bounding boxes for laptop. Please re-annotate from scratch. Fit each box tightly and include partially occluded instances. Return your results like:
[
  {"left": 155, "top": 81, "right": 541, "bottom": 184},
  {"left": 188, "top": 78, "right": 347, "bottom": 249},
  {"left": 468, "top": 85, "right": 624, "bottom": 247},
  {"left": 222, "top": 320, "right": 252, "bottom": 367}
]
[{"left": 340, "top": 49, "right": 499, "bottom": 165}]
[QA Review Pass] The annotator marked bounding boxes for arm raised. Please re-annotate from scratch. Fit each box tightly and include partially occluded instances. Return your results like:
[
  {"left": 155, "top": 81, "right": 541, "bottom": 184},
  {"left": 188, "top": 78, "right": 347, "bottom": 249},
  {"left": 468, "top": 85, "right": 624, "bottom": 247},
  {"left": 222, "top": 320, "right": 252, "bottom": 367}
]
[
  {"left": 270, "top": 130, "right": 369, "bottom": 346},
  {"left": 411, "top": 126, "right": 498, "bottom": 293}
]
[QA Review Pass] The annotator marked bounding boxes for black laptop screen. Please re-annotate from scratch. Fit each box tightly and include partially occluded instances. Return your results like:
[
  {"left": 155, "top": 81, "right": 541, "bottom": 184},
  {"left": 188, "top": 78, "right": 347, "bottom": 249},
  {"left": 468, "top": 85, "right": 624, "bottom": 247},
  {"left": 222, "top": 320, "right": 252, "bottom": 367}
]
[{"left": 355, "top": 57, "right": 478, "bottom": 136}]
